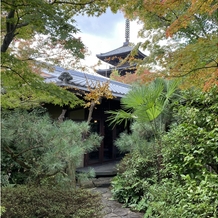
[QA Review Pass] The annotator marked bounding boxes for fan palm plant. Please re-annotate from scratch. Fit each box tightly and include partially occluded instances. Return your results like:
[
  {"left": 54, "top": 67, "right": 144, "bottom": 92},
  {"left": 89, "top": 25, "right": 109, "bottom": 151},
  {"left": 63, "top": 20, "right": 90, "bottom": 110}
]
[
  {"left": 107, "top": 78, "right": 180, "bottom": 139},
  {"left": 107, "top": 78, "right": 180, "bottom": 181}
]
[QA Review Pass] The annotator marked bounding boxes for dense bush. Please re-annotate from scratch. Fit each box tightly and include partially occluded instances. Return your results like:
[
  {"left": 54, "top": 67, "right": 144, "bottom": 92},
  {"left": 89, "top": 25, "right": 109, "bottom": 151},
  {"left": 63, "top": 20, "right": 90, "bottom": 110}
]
[
  {"left": 163, "top": 86, "right": 218, "bottom": 178},
  {"left": 144, "top": 176, "right": 218, "bottom": 218},
  {"left": 111, "top": 86, "right": 218, "bottom": 217},
  {"left": 111, "top": 151, "right": 156, "bottom": 212},
  {"left": 146, "top": 86, "right": 218, "bottom": 217},
  {"left": 1, "top": 185, "right": 103, "bottom": 218}
]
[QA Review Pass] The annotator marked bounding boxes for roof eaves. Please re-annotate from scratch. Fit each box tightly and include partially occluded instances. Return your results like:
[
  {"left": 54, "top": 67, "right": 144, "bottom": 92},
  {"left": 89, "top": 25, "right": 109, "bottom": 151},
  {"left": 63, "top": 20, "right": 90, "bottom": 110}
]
[
  {"left": 96, "top": 45, "right": 133, "bottom": 58},
  {"left": 43, "top": 65, "right": 130, "bottom": 98}
]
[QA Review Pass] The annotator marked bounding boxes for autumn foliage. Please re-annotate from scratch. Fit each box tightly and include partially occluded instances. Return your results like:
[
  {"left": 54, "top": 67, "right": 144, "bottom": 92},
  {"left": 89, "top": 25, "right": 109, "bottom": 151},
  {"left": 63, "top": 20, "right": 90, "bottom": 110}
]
[
  {"left": 108, "top": 0, "right": 218, "bottom": 90},
  {"left": 83, "top": 80, "right": 114, "bottom": 123},
  {"left": 110, "top": 69, "right": 157, "bottom": 84}
]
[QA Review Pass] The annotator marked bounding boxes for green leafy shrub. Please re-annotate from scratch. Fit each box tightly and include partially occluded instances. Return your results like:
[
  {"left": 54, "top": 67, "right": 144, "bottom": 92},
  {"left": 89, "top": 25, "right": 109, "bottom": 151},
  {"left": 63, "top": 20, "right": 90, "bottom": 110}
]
[
  {"left": 1, "top": 185, "right": 103, "bottom": 218},
  {"left": 0, "top": 206, "right": 6, "bottom": 216},
  {"left": 111, "top": 86, "right": 218, "bottom": 217},
  {"left": 163, "top": 86, "right": 218, "bottom": 179},
  {"left": 144, "top": 175, "right": 218, "bottom": 218},
  {"left": 111, "top": 151, "right": 156, "bottom": 212},
  {"left": 145, "top": 86, "right": 218, "bottom": 217}
]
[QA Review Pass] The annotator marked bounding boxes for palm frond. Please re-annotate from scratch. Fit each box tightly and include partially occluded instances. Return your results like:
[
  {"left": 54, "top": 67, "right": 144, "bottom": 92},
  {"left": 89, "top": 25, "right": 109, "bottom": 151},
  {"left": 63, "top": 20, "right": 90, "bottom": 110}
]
[
  {"left": 106, "top": 78, "right": 180, "bottom": 128},
  {"left": 165, "top": 79, "right": 181, "bottom": 99},
  {"left": 106, "top": 110, "right": 134, "bottom": 127}
]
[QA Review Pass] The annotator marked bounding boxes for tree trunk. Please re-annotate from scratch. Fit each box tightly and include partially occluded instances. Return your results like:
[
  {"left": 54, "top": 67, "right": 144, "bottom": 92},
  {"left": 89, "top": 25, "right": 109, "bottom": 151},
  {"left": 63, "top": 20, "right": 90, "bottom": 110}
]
[
  {"left": 66, "top": 159, "right": 76, "bottom": 189},
  {"left": 58, "top": 109, "right": 67, "bottom": 122},
  {"left": 87, "top": 101, "right": 95, "bottom": 124},
  {"left": 1, "top": 10, "right": 16, "bottom": 52}
]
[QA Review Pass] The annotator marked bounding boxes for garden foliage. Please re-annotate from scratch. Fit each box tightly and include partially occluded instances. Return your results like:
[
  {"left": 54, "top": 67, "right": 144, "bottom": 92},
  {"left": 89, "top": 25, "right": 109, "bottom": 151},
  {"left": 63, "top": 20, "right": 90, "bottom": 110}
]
[
  {"left": 111, "top": 85, "right": 218, "bottom": 217},
  {"left": 1, "top": 109, "right": 102, "bottom": 188},
  {"left": 1, "top": 185, "right": 103, "bottom": 218}
]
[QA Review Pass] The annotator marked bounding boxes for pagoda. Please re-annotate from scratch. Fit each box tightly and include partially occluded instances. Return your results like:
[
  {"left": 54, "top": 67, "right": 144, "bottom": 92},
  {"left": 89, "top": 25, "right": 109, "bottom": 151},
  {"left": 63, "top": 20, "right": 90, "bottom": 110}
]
[{"left": 96, "top": 19, "right": 146, "bottom": 78}]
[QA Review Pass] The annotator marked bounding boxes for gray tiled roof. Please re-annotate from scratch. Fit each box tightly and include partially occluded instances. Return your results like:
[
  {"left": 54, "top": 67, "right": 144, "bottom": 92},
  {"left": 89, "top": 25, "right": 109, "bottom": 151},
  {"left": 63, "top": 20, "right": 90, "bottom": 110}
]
[
  {"left": 96, "top": 44, "right": 133, "bottom": 58},
  {"left": 42, "top": 65, "right": 130, "bottom": 98},
  {"left": 96, "top": 44, "right": 146, "bottom": 61}
]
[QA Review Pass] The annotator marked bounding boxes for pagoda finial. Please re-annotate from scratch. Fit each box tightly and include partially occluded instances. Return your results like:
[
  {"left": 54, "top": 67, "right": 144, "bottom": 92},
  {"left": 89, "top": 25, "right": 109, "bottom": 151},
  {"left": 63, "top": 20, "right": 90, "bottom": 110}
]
[{"left": 124, "top": 19, "right": 130, "bottom": 46}]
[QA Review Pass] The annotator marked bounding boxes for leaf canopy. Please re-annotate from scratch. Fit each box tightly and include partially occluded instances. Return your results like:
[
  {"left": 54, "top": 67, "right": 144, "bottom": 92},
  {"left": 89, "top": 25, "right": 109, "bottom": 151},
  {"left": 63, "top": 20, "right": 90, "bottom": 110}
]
[
  {"left": 107, "top": 0, "right": 218, "bottom": 89},
  {"left": 1, "top": 0, "right": 108, "bottom": 109}
]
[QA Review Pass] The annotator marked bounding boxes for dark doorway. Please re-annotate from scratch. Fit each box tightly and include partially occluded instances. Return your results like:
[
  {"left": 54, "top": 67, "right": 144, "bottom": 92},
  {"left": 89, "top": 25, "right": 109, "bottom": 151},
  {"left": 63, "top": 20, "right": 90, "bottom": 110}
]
[
  {"left": 103, "top": 121, "right": 113, "bottom": 161},
  {"left": 88, "top": 120, "right": 101, "bottom": 165},
  {"left": 84, "top": 119, "right": 126, "bottom": 166}
]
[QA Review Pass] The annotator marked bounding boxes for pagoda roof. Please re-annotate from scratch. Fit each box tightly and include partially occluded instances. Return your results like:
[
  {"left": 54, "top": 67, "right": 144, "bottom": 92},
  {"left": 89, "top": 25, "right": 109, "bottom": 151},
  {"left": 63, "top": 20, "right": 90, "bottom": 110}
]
[
  {"left": 96, "top": 64, "right": 137, "bottom": 77},
  {"left": 96, "top": 43, "right": 146, "bottom": 66},
  {"left": 97, "top": 44, "right": 132, "bottom": 58}
]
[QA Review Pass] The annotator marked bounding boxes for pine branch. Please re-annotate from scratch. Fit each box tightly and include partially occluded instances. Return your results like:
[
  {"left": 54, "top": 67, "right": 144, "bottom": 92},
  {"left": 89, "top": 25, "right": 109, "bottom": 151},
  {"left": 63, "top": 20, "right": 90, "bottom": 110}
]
[
  {"left": 3, "top": 146, "right": 31, "bottom": 170},
  {"left": 15, "top": 145, "right": 45, "bottom": 158}
]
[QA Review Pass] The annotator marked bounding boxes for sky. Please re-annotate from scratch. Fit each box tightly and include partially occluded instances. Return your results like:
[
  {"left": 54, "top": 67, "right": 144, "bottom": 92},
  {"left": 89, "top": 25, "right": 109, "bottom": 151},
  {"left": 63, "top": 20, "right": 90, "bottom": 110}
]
[{"left": 75, "top": 9, "right": 147, "bottom": 74}]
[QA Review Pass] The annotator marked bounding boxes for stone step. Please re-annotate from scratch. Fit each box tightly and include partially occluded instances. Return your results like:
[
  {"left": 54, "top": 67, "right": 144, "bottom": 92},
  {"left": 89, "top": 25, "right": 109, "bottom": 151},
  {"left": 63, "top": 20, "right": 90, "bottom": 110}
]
[
  {"left": 79, "top": 177, "right": 113, "bottom": 188},
  {"left": 77, "top": 161, "right": 119, "bottom": 177}
]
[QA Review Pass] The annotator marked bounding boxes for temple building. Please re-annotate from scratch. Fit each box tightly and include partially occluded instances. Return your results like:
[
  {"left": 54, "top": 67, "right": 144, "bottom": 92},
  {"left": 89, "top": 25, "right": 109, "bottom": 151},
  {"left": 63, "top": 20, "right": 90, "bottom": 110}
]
[
  {"left": 42, "top": 66, "right": 130, "bottom": 167},
  {"left": 96, "top": 19, "right": 146, "bottom": 78},
  {"left": 41, "top": 19, "right": 146, "bottom": 168}
]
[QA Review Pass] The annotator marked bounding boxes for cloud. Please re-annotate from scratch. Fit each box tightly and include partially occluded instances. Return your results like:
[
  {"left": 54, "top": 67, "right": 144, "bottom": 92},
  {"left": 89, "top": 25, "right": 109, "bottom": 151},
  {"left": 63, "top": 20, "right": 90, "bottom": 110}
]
[{"left": 75, "top": 9, "right": 124, "bottom": 38}]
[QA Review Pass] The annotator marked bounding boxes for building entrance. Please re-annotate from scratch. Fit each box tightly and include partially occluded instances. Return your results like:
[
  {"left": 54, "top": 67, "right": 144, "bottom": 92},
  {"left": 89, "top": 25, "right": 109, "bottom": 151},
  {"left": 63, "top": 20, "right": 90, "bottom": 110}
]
[{"left": 84, "top": 120, "right": 124, "bottom": 166}]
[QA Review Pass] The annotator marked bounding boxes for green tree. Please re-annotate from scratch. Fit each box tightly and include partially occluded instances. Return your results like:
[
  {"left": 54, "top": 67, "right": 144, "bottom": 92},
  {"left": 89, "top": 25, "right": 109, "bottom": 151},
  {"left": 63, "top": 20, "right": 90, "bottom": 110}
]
[
  {"left": 108, "top": 79, "right": 179, "bottom": 212},
  {"left": 107, "top": 78, "right": 180, "bottom": 181},
  {"left": 1, "top": 0, "right": 108, "bottom": 109},
  {"left": 108, "top": 0, "right": 218, "bottom": 89},
  {"left": 1, "top": 109, "right": 102, "bottom": 188},
  {"left": 1, "top": 0, "right": 107, "bottom": 53}
]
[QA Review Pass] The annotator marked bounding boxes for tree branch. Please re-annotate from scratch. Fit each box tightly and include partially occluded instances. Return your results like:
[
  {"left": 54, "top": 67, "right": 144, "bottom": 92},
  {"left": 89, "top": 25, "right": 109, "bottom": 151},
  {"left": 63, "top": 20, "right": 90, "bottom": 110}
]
[
  {"left": 194, "top": 14, "right": 208, "bottom": 38},
  {"left": 58, "top": 109, "right": 67, "bottom": 122},
  {"left": 1, "top": 65, "right": 31, "bottom": 85},
  {"left": 87, "top": 100, "right": 96, "bottom": 124},
  {"left": 17, "top": 22, "right": 29, "bottom": 29},
  {"left": 1, "top": 5, "right": 29, "bottom": 52},
  {"left": 51, "top": 0, "right": 95, "bottom": 6},
  {"left": 15, "top": 145, "right": 45, "bottom": 158},
  {"left": 1, "top": 7, "right": 25, "bottom": 52},
  {"left": 169, "top": 65, "right": 218, "bottom": 78},
  {"left": 1, "top": 9, "right": 17, "bottom": 52},
  {"left": 3, "top": 146, "right": 31, "bottom": 170},
  {"left": 1, "top": 1, "right": 29, "bottom": 7}
]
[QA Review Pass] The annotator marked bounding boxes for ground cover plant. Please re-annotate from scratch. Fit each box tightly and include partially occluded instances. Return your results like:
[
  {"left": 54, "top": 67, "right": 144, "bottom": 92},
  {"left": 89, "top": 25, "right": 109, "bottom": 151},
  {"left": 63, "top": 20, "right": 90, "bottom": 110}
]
[{"left": 1, "top": 185, "right": 103, "bottom": 218}]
